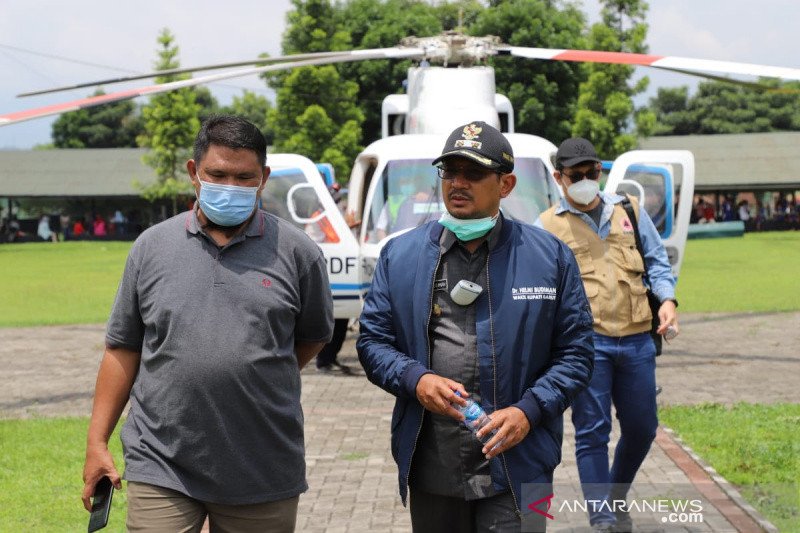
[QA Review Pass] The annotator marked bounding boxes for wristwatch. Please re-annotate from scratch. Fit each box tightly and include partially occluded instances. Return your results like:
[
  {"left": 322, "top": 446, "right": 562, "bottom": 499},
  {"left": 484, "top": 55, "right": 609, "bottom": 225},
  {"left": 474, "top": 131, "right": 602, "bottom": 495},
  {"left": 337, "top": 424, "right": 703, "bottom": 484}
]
[{"left": 661, "top": 298, "right": 679, "bottom": 307}]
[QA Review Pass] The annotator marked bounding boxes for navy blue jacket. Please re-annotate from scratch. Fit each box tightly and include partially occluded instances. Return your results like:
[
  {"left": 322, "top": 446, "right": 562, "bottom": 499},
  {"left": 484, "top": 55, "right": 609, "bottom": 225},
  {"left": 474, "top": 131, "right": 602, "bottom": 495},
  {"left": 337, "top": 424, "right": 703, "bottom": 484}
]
[{"left": 357, "top": 217, "right": 594, "bottom": 512}]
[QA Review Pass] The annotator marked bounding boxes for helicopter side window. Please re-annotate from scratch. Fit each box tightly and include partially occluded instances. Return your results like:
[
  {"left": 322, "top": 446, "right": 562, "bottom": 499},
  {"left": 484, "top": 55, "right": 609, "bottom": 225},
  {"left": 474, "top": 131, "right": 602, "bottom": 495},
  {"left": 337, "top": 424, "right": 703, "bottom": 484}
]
[
  {"left": 499, "top": 157, "right": 559, "bottom": 224},
  {"left": 617, "top": 166, "right": 671, "bottom": 236},
  {"left": 262, "top": 168, "right": 339, "bottom": 243},
  {"left": 366, "top": 159, "right": 443, "bottom": 243}
]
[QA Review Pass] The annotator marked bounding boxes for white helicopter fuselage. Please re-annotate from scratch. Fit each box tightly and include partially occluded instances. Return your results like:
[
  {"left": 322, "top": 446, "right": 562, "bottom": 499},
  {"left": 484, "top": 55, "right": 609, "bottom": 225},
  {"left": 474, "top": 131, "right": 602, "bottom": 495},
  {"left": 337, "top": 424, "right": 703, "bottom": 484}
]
[{"left": 268, "top": 64, "right": 694, "bottom": 322}]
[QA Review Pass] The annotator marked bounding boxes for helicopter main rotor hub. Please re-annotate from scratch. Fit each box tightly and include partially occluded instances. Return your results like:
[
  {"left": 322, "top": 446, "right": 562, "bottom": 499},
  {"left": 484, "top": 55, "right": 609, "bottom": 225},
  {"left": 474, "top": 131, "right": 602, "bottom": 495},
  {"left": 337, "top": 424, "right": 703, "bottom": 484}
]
[{"left": 400, "top": 33, "right": 502, "bottom": 67}]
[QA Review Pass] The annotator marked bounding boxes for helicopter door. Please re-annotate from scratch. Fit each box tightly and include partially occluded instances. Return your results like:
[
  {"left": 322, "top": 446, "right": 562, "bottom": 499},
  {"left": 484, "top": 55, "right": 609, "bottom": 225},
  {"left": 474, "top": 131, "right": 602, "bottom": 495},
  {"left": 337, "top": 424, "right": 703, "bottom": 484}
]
[
  {"left": 605, "top": 150, "right": 695, "bottom": 278},
  {"left": 264, "top": 154, "right": 362, "bottom": 320}
]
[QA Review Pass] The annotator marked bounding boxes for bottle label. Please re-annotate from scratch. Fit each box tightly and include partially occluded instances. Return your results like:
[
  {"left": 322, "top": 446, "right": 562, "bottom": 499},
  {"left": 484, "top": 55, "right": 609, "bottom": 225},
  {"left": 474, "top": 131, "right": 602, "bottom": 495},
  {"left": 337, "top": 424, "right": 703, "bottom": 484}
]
[{"left": 464, "top": 403, "right": 482, "bottom": 421}]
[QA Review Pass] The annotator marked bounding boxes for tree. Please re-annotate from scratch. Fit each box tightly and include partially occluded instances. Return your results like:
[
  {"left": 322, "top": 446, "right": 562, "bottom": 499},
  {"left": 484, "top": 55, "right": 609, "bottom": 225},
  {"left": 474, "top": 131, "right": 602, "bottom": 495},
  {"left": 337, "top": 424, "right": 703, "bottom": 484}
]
[
  {"left": 472, "top": 0, "right": 589, "bottom": 143},
  {"left": 51, "top": 89, "right": 141, "bottom": 148},
  {"left": 219, "top": 90, "right": 274, "bottom": 145},
  {"left": 572, "top": 0, "right": 654, "bottom": 158},
  {"left": 648, "top": 86, "right": 696, "bottom": 135},
  {"left": 335, "top": 0, "right": 443, "bottom": 143},
  {"left": 649, "top": 80, "right": 800, "bottom": 135},
  {"left": 136, "top": 28, "right": 201, "bottom": 214},
  {"left": 267, "top": 0, "right": 364, "bottom": 181}
]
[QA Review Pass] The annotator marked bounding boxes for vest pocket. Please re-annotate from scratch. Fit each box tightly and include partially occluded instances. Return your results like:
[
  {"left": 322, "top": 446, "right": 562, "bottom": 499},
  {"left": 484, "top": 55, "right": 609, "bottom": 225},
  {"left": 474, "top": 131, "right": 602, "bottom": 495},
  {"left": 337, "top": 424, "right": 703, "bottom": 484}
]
[
  {"left": 627, "top": 283, "right": 652, "bottom": 323},
  {"left": 572, "top": 245, "right": 596, "bottom": 276},
  {"left": 616, "top": 245, "right": 645, "bottom": 275}
]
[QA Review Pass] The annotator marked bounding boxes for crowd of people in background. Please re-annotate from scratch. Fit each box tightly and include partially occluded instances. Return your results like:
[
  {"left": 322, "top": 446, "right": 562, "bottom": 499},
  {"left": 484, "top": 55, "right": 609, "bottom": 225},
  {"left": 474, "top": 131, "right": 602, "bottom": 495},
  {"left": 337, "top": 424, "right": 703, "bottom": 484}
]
[
  {"left": 0, "top": 209, "right": 141, "bottom": 243},
  {"left": 691, "top": 193, "right": 800, "bottom": 231}
]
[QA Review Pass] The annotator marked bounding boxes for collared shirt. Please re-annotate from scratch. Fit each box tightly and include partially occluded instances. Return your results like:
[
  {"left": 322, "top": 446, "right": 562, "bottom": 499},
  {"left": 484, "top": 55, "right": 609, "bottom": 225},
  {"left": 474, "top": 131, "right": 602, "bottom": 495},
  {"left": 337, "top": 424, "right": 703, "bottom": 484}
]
[
  {"left": 535, "top": 192, "right": 675, "bottom": 302},
  {"left": 106, "top": 208, "right": 333, "bottom": 505},
  {"left": 410, "top": 218, "right": 503, "bottom": 500}
]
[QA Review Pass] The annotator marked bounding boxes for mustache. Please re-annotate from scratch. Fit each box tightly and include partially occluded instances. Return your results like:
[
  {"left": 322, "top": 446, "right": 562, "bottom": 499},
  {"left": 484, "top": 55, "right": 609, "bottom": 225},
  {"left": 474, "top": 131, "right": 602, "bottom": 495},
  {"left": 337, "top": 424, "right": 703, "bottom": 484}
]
[{"left": 448, "top": 190, "right": 473, "bottom": 201}]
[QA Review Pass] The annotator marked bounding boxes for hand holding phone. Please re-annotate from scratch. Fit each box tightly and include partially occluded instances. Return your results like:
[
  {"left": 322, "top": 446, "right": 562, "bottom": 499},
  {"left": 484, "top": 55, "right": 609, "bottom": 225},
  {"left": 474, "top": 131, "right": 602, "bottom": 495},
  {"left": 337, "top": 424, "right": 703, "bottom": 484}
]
[{"left": 87, "top": 476, "right": 114, "bottom": 532}]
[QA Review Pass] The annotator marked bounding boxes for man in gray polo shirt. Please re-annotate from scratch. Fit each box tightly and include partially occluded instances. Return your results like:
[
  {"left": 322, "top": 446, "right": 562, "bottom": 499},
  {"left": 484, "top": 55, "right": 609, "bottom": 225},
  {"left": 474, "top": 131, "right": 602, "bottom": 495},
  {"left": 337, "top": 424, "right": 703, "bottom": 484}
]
[{"left": 81, "top": 115, "right": 333, "bottom": 532}]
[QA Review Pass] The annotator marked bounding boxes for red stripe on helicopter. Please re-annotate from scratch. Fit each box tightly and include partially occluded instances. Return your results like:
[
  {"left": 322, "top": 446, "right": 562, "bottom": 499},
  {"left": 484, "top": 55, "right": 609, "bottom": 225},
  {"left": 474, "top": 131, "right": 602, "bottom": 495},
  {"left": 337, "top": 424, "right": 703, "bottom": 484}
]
[
  {"left": 0, "top": 86, "right": 159, "bottom": 122},
  {"left": 553, "top": 50, "right": 665, "bottom": 66}
]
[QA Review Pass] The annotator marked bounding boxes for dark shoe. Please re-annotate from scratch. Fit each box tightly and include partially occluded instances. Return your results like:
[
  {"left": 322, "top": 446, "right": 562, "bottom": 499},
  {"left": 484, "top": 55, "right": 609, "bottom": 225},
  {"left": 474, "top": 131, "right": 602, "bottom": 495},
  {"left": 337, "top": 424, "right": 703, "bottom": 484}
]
[
  {"left": 614, "top": 509, "right": 633, "bottom": 532},
  {"left": 316, "top": 365, "right": 334, "bottom": 374},
  {"left": 331, "top": 361, "right": 354, "bottom": 375},
  {"left": 591, "top": 523, "right": 615, "bottom": 533}
]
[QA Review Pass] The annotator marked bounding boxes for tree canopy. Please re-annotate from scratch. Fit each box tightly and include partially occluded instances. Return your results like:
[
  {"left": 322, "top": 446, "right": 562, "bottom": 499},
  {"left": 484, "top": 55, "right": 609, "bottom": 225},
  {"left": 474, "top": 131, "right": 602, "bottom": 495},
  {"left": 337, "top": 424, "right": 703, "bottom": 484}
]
[
  {"left": 51, "top": 90, "right": 141, "bottom": 148},
  {"left": 649, "top": 80, "right": 800, "bottom": 135},
  {"left": 266, "top": 0, "right": 365, "bottom": 182},
  {"left": 572, "top": 0, "right": 653, "bottom": 158}
]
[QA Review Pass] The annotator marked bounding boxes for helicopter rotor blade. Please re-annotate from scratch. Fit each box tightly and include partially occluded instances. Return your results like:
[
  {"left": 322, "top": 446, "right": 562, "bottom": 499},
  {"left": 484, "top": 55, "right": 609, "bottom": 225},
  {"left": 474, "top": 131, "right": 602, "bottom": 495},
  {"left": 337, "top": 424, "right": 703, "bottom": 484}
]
[
  {"left": 17, "top": 51, "right": 361, "bottom": 98},
  {"left": 0, "top": 47, "right": 424, "bottom": 127},
  {"left": 502, "top": 46, "right": 800, "bottom": 83}
]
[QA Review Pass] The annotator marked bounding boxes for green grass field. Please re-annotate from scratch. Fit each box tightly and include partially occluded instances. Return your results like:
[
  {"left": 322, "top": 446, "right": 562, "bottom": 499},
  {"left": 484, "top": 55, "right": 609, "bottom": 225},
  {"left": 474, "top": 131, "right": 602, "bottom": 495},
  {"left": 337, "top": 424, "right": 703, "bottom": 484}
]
[
  {"left": 660, "top": 404, "right": 800, "bottom": 532},
  {"left": 677, "top": 232, "right": 800, "bottom": 312},
  {"left": 1, "top": 231, "right": 799, "bottom": 327},
  {"left": 0, "top": 418, "right": 127, "bottom": 531},
  {"left": 0, "top": 241, "right": 130, "bottom": 327}
]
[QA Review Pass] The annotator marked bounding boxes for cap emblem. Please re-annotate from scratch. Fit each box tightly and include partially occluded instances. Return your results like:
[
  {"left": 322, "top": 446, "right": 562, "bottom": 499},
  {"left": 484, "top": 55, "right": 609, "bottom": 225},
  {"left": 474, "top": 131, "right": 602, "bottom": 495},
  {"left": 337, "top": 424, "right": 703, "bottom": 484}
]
[{"left": 462, "top": 123, "right": 482, "bottom": 140}]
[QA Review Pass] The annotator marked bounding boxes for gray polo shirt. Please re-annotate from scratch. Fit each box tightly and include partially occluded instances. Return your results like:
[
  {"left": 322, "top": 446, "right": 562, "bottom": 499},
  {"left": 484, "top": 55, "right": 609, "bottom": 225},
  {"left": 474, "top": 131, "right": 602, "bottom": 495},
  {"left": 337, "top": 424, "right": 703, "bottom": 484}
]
[
  {"left": 410, "top": 219, "right": 503, "bottom": 500},
  {"left": 106, "top": 208, "right": 333, "bottom": 505}
]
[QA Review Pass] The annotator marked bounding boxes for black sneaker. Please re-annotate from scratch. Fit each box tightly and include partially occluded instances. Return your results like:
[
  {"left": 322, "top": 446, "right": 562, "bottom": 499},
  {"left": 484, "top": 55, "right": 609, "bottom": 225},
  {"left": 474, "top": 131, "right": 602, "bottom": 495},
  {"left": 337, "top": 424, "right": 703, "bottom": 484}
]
[
  {"left": 316, "top": 365, "right": 334, "bottom": 374},
  {"left": 591, "top": 523, "right": 615, "bottom": 533}
]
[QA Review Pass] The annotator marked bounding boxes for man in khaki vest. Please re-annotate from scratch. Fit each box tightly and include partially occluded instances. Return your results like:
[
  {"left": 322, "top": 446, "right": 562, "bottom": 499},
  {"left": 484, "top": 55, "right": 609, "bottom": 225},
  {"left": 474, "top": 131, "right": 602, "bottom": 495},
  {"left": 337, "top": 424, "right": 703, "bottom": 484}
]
[{"left": 536, "top": 138, "right": 678, "bottom": 533}]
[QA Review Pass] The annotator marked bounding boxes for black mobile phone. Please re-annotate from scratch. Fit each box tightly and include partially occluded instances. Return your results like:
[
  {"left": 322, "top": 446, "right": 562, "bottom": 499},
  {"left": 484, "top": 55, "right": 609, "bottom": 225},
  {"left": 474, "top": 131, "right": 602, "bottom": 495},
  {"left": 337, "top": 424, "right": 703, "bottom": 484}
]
[{"left": 87, "top": 476, "right": 114, "bottom": 532}]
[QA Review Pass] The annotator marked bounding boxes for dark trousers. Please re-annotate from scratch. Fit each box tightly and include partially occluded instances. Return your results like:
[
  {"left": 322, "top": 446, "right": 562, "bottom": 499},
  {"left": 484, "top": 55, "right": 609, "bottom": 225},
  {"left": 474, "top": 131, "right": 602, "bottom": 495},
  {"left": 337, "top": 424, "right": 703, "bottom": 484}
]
[
  {"left": 409, "top": 488, "right": 534, "bottom": 532},
  {"left": 572, "top": 332, "right": 658, "bottom": 525},
  {"left": 315, "top": 318, "right": 348, "bottom": 368}
]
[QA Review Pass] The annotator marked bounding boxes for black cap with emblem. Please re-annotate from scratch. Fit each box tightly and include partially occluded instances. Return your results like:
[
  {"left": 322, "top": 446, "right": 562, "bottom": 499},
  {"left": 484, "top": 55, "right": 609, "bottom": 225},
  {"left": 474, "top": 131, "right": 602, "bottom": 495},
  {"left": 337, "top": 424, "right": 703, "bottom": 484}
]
[
  {"left": 554, "top": 137, "right": 601, "bottom": 169},
  {"left": 432, "top": 121, "right": 515, "bottom": 174}
]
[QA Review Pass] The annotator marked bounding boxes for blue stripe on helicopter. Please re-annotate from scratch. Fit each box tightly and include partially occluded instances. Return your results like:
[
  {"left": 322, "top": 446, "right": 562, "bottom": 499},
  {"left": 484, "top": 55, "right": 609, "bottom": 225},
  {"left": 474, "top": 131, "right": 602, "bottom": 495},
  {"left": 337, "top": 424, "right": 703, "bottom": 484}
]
[
  {"left": 330, "top": 283, "right": 371, "bottom": 290},
  {"left": 331, "top": 282, "right": 370, "bottom": 300}
]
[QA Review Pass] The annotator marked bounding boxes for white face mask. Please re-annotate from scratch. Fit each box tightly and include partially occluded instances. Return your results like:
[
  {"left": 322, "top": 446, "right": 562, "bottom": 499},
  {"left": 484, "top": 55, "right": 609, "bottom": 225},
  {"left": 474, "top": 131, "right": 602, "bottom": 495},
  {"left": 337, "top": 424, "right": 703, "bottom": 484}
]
[{"left": 566, "top": 178, "right": 600, "bottom": 205}]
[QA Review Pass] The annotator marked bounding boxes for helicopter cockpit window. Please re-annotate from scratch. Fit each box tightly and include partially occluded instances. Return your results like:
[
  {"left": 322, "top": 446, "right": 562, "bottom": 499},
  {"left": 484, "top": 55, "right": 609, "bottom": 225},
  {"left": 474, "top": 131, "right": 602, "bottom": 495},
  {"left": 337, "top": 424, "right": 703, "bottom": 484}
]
[
  {"left": 365, "top": 159, "right": 443, "bottom": 243},
  {"left": 261, "top": 168, "right": 339, "bottom": 243},
  {"left": 499, "top": 157, "right": 559, "bottom": 225}
]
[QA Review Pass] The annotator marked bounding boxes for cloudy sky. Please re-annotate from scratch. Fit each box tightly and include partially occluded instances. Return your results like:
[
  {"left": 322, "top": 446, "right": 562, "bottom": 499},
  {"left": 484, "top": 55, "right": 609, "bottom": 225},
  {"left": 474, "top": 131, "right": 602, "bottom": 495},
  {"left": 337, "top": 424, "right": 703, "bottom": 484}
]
[{"left": 1, "top": 0, "right": 798, "bottom": 149}]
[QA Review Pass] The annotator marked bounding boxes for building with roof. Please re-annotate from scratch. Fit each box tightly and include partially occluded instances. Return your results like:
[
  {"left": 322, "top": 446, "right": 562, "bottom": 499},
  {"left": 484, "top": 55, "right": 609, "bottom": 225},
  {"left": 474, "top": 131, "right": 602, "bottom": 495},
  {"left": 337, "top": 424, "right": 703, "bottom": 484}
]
[
  {"left": 640, "top": 132, "right": 800, "bottom": 229},
  {"left": 0, "top": 148, "right": 171, "bottom": 241},
  {"left": 639, "top": 131, "right": 800, "bottom": 193}
]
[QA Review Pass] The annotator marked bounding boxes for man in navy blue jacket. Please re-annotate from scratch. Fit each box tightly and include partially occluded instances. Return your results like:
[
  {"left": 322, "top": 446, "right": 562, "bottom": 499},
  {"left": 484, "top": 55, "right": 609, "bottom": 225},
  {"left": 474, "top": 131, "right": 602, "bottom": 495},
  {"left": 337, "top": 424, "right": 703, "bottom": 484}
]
[{"left": 358, "top": 121, "right": 595, "bottom": 532}]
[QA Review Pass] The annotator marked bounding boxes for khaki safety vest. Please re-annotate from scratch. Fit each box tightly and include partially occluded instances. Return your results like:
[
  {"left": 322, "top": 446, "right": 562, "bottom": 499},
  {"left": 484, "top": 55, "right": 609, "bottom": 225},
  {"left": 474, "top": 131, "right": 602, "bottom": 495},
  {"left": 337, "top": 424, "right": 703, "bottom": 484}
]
[{"left": 539, "top": 198, "right": 652, "bottom": 337}]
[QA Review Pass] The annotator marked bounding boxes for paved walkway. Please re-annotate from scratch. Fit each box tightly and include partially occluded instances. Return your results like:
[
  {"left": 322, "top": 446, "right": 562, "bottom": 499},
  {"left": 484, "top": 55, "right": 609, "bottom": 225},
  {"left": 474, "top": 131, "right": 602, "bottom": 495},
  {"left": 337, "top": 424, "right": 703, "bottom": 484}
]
[{"left": 1, "top": 312, "right": 798, "bottom": 531}]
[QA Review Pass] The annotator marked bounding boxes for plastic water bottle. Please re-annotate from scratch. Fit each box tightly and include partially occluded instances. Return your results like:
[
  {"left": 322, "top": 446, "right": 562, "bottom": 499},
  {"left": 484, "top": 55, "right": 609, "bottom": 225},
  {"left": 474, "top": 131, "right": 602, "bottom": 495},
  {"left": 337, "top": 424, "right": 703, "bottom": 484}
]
[{"left": 452, "top": 391, "right": 496, "bottom": 445}]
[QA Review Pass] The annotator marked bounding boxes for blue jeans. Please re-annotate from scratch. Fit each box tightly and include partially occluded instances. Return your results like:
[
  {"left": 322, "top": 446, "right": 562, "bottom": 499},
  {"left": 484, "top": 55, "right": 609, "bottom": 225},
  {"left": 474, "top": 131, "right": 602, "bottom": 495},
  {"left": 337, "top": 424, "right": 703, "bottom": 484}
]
[{"left": 572, "top": 332, "right": 658, "bottom": 526}]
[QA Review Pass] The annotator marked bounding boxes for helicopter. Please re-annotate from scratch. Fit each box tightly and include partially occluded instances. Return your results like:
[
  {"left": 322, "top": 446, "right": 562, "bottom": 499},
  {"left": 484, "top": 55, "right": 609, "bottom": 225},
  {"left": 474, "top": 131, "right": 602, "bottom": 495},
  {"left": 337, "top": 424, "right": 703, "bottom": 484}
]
[{"left": 3, "top": 32, "right": 800, "bottom": 321}]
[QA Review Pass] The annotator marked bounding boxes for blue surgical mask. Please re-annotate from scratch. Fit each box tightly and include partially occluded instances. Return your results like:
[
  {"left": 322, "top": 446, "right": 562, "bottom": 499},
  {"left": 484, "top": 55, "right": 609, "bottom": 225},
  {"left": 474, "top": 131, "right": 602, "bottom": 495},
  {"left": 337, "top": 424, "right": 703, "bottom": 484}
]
[
  {"left": 438, "top": 211, "right": 498, "bottom": 241},
  {"left": 197, "top": 179, "right": 259, "bottom": 227}
]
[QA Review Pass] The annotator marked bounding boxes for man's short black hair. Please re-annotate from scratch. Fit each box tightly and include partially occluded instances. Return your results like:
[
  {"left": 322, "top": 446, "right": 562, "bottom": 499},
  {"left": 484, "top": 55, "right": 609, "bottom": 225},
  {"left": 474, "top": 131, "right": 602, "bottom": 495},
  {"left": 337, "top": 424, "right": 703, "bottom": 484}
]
[{"left": 193, "top": 114, "right": 267, "bottom": 167}]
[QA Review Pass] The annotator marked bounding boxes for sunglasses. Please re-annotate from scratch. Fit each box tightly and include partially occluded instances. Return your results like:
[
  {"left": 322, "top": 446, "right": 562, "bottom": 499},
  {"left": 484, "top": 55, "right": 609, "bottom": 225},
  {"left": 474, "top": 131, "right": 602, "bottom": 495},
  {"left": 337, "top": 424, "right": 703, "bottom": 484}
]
[
  {"left": 437, "top": 166, "right": 500, "bottom": 182},
  {"left": 562, "top": 168, "right": 600, "bottom": 182}
]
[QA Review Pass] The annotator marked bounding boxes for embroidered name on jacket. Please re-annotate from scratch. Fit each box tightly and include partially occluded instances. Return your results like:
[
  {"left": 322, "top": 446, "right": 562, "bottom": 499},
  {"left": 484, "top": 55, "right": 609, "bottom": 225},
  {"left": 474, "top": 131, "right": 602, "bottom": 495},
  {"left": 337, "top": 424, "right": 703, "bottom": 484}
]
[{"left": 511, "top": 286, "right": 557, "bottom": 301}]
